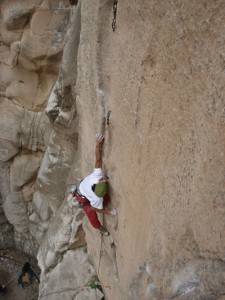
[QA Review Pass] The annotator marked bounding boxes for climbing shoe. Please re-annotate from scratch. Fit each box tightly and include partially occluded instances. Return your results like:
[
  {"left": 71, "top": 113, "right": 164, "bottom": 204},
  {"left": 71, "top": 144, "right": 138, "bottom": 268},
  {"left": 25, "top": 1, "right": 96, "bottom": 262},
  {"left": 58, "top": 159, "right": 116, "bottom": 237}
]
[{"left": 99, "top": 226, "right": 110, "bottom": 236}]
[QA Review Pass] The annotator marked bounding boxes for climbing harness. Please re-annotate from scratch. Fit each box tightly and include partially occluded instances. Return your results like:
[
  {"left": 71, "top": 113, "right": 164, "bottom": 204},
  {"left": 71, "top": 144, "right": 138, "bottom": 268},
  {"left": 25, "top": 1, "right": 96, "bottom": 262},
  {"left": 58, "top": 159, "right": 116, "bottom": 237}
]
[
  {"left": 97, "top": 233, "right": 103, "bottom": 276},
  {"left": 69, "top": 182, "right": 90, "bottom": 208},
  {"left": 76, "top": 191, "right": 90, "bottom": 208},
  {"left": 112, "top": 0, "right": 118, "bottom": 31}
]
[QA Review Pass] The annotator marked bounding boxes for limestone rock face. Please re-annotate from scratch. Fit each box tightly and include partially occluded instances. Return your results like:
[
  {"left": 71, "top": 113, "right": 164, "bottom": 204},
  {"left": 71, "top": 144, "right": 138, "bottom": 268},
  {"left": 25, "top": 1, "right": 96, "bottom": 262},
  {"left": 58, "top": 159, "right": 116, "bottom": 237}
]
[
  {"left": 39, "top": 249, "right": 103, "bottom": 300},
  {"left": 0, "top": 0, "right": 225, "bottom": 300},
  {"left": 0, "top": 0, "right": 71, "bottom": 247},
  {"left": 0, "top": 0, "right": 70, "bottom": 110},
  {"left": 0, "top": 189, "right": 14, "bottom": 249}
]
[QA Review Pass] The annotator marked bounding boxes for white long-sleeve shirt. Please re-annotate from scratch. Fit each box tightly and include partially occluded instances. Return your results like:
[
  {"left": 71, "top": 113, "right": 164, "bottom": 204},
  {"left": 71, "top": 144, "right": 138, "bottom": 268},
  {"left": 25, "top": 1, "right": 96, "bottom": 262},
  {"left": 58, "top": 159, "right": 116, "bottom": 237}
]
[{"left": 79, "top": 168, "right": 103, "bottom": 209}]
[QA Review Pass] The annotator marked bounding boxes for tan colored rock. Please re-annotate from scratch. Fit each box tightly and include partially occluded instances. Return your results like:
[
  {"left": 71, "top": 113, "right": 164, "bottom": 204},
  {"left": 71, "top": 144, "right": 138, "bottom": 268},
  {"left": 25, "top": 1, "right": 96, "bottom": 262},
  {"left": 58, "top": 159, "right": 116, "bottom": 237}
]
[
  {"left": 22, "top": 182, "right": 36, "bottom": 202},
  {"left": 0, "top": 161, "right": 10, "bottom": 200},
  {"left": 0, "top": 18, "right": 22, "bottom": 45},
  {"left": 0, "top": 99, "right": 21, "bottom": 161},
  {"left": 0, "top": 64, "right": 38, "bottom": 105},
  {"left": 0, "top": 0, "right": 225, "bottom": 299},
  {"left": 32, "top": 191, "right": 51, "bottom": 221},
  {"left": 37, "top": 200, "right": 85, "bottom": 272},
  {"left": 0, "top": 98, "right": 51, "bottom": 160},
  {"left": 0, "top": 200, "right": 14, "bottom": 249},
  {"left": 0, "top": 137, "right": 19, "bottom": 162},
  {"left": 1, "top": 0, "right": 41, "bottom": 30},
  {"left": 3, "top": 192, "right": 29, "bottom": 234},
  {"left": 0, "top": 0, "right": 71, "bottom": 110},
  {"left": 29, "top": 211, "right": 51, "bottom": 244},
  {"left": 0, "top": 44, "right": 10, "bottom": 65},
  {"left": 75, "top": 1, "right": 225, "bottom": 299},
  {"left": 0, "top": 62, "right": 57, "bottom": 109},
  {"left": 38, "top": 249, "right": 103, "bottom": 300},
  {"left": 10, "top": 152, "right": 43, "bottom": 190}
]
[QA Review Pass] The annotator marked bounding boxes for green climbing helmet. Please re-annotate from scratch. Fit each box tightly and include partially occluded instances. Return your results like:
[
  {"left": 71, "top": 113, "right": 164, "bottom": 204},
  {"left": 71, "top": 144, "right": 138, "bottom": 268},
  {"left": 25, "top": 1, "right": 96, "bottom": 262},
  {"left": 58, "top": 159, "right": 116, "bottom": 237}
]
[{"left": 94, "top": 182, "right": 108, "bottom": 197}]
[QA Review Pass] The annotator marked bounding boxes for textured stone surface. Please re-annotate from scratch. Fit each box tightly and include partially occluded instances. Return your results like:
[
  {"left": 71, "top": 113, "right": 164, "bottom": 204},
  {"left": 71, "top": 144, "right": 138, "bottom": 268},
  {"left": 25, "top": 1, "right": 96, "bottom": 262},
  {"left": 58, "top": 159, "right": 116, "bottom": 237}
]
[
  {"left": 0, "top": 202, "right": 14, "bottom": 249},
  {"left": 75, "top": 1, "right": 225, "bottom": 299},
  {"left": 38, "top": 249, "right": 103, "bottom": 300},
  {"left": 0, "top": 0, "right": 70, "bottom": 110},
  {"left": 3, "top": 191, "right": 29, "bottom": 234},
  {"left": 0, "top": 0, "right": 225, "bottom": 300}
]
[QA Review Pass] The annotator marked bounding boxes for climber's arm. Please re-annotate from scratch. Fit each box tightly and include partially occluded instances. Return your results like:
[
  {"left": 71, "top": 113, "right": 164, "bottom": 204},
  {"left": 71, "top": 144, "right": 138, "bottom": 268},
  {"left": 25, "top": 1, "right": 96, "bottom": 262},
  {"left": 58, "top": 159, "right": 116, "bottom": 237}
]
[
  {"left": 90, "top": 206, "right": 117, "bottom": 216},
  {"left": 95, "top": 134, "right": 104, "bottom": 168}
]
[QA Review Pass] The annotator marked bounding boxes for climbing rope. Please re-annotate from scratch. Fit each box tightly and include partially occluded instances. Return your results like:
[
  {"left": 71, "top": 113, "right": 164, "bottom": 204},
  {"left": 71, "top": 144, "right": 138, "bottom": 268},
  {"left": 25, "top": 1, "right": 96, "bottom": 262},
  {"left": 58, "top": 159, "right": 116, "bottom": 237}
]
[
  {"left": 39, "top": 286, "right": 91, "bottom": 298},
  {"left": 97, "top": 234, "right": 103, "bottom": 276},
  {"left": 39, "top": 282, "right": 110, "bottom": 298},
  {"left": 112, "top": 0, "right": 118, "bottom": 31}
]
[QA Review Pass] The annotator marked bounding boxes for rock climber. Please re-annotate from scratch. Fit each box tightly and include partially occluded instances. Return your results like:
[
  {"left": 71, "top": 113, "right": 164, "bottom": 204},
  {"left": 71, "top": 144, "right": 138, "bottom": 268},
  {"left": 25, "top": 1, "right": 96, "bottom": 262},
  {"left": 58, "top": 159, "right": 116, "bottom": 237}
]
[
  {"left": 18, "top": 262, "right": 40, "bottom": 289},
  {"left": 73, "top": 134, "right": 117, "bottom": 236}
]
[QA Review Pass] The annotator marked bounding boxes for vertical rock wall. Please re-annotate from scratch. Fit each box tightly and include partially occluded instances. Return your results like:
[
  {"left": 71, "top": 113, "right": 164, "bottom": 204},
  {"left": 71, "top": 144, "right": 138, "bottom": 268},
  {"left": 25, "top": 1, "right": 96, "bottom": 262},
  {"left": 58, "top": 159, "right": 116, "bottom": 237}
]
[
  {"left": 75, "top": 1, "right": 225, "bottom": 299},
  {"left": 0, "top": 0, "right": 72, "bottom": 252}
]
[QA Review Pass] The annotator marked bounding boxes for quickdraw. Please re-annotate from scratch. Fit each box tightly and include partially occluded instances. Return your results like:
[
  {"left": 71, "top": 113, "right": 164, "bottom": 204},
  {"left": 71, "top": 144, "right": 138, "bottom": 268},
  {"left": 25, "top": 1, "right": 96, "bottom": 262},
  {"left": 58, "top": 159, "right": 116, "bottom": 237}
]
[
  {"left": 75, "top": 190, "right": 90, "bottom": 208},
  {"left": 112, "top": 0, "right": 118, "bottom": 31},
  {"left": 106, "top": 110, "right": 111, "bottom": 127}
]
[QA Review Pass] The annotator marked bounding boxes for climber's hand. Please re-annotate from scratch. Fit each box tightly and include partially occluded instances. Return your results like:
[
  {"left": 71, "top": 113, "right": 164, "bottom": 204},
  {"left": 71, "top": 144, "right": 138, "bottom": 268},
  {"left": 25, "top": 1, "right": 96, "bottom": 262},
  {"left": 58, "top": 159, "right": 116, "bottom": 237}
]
[
  {"left": 110, "top": 209, "right": 117, "bottom": 216},
  {"left": 96, "top": 133, "right": 104, "bottom": 144}
]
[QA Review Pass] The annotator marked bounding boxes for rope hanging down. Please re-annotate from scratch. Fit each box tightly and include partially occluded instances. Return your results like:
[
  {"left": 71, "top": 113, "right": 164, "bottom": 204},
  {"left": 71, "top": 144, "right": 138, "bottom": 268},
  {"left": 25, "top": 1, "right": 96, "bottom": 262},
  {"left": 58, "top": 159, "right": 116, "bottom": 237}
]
[{"left": 112, "top": 0, "right": 118, "bottom": 31}]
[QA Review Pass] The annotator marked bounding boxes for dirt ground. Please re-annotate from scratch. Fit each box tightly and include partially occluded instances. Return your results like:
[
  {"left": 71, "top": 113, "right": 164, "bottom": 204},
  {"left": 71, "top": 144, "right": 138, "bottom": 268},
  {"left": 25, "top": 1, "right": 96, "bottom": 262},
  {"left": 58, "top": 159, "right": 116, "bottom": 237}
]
[{"left": 0, "top": 249, "right": 40, "bottom": 300}]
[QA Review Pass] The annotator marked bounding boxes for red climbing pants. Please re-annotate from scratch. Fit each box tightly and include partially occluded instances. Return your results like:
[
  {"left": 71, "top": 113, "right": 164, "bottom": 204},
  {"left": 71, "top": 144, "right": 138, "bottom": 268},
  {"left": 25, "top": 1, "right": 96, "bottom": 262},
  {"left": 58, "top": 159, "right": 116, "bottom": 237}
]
[{"left": 75, "top": 193, "right": 110, "bottom": 229}]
